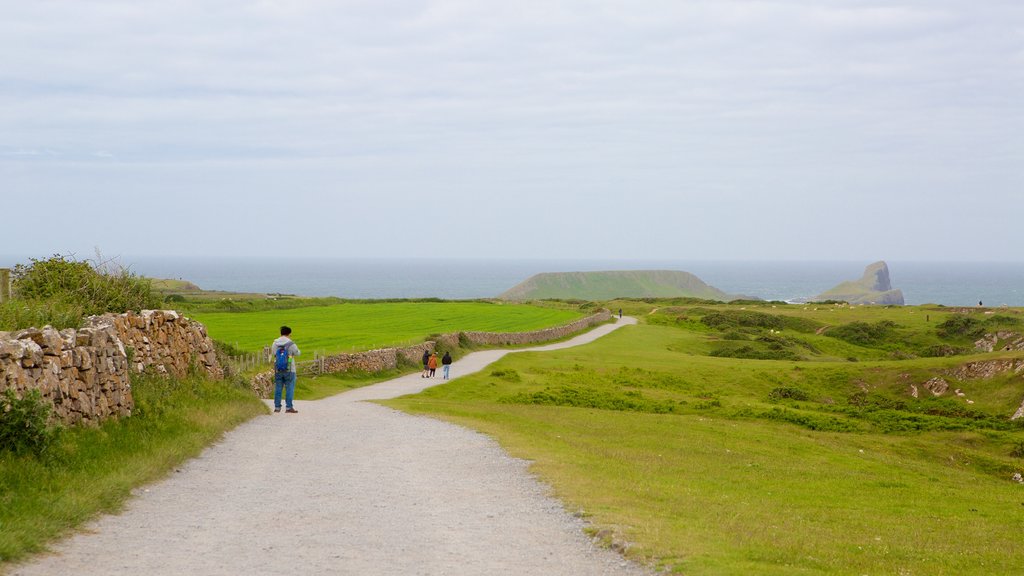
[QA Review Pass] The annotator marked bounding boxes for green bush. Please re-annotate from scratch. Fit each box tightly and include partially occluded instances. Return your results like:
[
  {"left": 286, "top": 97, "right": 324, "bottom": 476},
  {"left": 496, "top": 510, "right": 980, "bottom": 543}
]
[
  {"left": 936, "top": 315, "right": 986, "bottom": 339},
  {"left": 827, "top": 321, "right": 898, "bottom": 346},
  {"left": 0, "top": 389, "right": 61, "bottom": 457},
  {"left": 709, "top": 343, "right": 800, "bottom": 361},
  {"left": 12, "top": 255, "right": 160, "bottom": 319},
  {"left": 490, "top": 369, "right": 522, "bottom": 382},
  {"left": 768, "top": 387, "right": 810, "bottom": 402},
  {"left": 920, "top": 344, "right": 968, "bottom": 357},
  {"left": 702, "top": 310, "right": 784, "bottom": 331}
]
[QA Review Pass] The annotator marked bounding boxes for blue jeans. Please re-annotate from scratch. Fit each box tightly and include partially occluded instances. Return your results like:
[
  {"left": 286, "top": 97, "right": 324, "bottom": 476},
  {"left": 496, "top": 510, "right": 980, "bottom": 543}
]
[
  {"left": 443, "top": 365, "right": 450, "bottom": 379},
  {"left": 274, "top": 371, "right": 296, "bottom": 409}
]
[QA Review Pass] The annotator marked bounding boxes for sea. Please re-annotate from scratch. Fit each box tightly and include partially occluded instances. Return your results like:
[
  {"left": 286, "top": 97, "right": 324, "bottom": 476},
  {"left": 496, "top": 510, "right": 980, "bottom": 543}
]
[{"left": 4, "top": 256, "right": 1015, "bottom": 308}]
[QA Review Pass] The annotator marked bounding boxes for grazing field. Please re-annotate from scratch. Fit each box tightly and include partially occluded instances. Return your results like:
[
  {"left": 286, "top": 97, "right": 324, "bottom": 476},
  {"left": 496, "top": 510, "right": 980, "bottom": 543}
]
[
  {"left": 386, "top": 300, "right": 1024, "bottom": 574},
  {"left": 189, "top": 301, "right": 586, "bottom": 355}
]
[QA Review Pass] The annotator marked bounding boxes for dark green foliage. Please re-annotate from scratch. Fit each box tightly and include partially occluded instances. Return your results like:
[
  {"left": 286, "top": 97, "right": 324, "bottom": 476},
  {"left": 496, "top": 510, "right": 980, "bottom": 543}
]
[
  {"left": 985, "top": 314, "right": 1022, "bottom": 327},
  {"left": 610, "top": 367, "right": 690, "bottom": 391},
  {"left": 0, "top": 389, "right": 61, "bottom": 457},
  {"left": 826, "top": 321, "right": 898, "bottom": 346},
  {"left": 164, "top": 294, "right": 187, "bottom": 303},
  {"left": 937, "top": 315, "right": 986, "bottom": 339},
  {"left": 710, "top": 341, "right": 801, "bottom": 361},
  {"left": 500, "top": 386, "right": 685, "bottom": 414},
  {"left": 700, "top": 309, "right": 822, "bottom": 333},
  {"left": 840, "top": 392, "right": 1021, "bottom": 433},
  {"left": 920, "top": 344, "right": 968, "bottom": 357},
  {"left": 702, "top": 310, "right": 784, "bottom": 330},
  {"left": 490, "top": 369, "right": 521, "bottom": 382},
  {"left": 734, "top": 407, "right": 859, "bottom": 432},
  {"left": 768, "top": 387, "right": 810, "bottom": 401},
  {"left": 1011, "top": 441, "right": 1024, "bottom": 459},
  {"left": 9, "top": 255, "right": 160, "bottom": 327}
]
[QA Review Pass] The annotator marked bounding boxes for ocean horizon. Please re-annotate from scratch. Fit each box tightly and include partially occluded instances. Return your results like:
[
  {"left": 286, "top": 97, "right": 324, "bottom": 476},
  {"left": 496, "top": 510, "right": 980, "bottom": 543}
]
[{"left": 3, "top": 256, "right": 1019, "bottom": 308}]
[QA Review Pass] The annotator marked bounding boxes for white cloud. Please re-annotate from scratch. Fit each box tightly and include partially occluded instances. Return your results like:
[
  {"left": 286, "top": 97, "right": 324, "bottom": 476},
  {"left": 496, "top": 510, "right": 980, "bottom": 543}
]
[{"left": 0, "top": 0, "right": 1021, "bottom": 260}]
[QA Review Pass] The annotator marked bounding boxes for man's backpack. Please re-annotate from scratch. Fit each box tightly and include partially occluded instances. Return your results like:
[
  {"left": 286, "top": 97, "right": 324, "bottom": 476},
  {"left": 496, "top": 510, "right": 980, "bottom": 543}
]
[{"left": 274, "top": 346, "right": 290, "bottom": 372}]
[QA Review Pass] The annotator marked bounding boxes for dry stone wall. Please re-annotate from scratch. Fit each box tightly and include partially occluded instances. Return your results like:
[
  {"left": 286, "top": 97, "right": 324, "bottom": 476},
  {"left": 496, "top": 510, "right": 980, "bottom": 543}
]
[
  {"left": 0, "top": 310, "right": 224, "bottom": 425},
  {"left": 460, "top": 310, "right": 611, "bottom": 346},
  {"left": 95, "top": 310, "right": 223, "bottom": 380},
  {"left": 0, "top": 324, "right": 132, "bottom": 425},
  {"left": 249, "top": 311, "right": 611, "bottom": 398}
]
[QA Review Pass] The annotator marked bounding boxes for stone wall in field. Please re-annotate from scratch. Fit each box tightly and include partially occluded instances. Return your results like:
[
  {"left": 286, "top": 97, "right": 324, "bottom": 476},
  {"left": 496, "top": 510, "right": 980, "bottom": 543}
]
[
  {"left": 459, "top": 310, "right": 611, "bottom": 346},
  {"left": 0, "top": 310, "right": 224, "bottom": 425},
  {"left": 249, "top": 311, "right": 611, "bottom": 398}
]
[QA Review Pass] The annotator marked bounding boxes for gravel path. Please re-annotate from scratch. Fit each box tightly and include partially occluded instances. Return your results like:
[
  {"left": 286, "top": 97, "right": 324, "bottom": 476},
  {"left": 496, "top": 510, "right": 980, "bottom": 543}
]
[{"left": 13, "top": 317, "right": 650, "bottom": 576}]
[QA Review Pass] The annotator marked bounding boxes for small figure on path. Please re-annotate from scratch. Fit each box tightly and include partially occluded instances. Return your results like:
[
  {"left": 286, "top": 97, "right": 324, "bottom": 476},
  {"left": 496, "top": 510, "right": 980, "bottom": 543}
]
[
  {"left": 441, "top": 351, "right": 452, "bottom": 379},
  {"left": 428, "top": 351, "right": 439, "bottom": 378},
  {"left": 618, "top": 308, "right": 622, "bottom": 319},
  {"left": 271, "top": 326, "right": 301, "bottom": 413},
  {"left": 421, "top": 349, "right": 430, "bottom": 378},
  {"left": 979, "top": 300, "right": 984, "bottom": 307}
]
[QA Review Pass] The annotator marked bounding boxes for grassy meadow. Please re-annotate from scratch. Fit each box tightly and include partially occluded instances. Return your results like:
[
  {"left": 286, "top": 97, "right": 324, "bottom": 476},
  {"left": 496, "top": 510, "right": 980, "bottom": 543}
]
[
  {"left": 189, "top": 301, "right": 586, "bottom": 355},
  {"left": 386, "top": 300, "right": 1024, "bottom": 574}
]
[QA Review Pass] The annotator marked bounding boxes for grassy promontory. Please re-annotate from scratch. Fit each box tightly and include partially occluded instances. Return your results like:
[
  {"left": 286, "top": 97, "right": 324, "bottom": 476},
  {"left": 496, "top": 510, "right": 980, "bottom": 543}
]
[{"left": 500, "top": 270, "right": 738, "bottom": 301}]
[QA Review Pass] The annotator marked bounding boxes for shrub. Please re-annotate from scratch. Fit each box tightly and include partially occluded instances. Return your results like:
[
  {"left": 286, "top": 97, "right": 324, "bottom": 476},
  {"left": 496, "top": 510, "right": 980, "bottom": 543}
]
[
  {"left": 1011, "top": 441, "right": 1024, "bottom": 459},
  {"left": 12, "top": 255, "right": 160, "bottom": 318},
  {"left": 920, "top": 344, "right": 968, "bottom": 357},
  {"left": 0, "top": 389, "right": 61, "bottom": 457},
  {"left": 826, "top": 321, "right": 898, "bottom": 346},
  {"left": 702, "top": 310, "right": 784, "bottom": 331},
  {"left": 490, "top": 369, "right": 522, "bottom": 382},
  {"left": 936, "top": 315, "right": 986, "bottom": 339},
  {"left": 768, "top": 387, "right": 810, "bottom": 402},
  {"left": 709, "top": 343, "right": 800, "bottom": 361}
]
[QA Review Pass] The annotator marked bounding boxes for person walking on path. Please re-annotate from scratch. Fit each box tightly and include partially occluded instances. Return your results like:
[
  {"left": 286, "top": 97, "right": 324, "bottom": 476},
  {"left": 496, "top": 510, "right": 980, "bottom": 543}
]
[
  {"left": 421, "top": 349, "right": 430, "bottom": 378},
  {"left": 441, "top": 351, "right": 452, "bottom": 379},
  {"left": 271, "top": 326, "right": 301, "bottom": 413},
  {"left": 428, "top": 351, "right": 439, "bottom": 378}
]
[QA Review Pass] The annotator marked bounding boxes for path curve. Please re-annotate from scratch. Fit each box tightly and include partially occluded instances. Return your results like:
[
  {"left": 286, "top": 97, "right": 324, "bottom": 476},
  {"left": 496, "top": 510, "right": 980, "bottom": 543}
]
[{"left": 13, "top": 317, "right": 648, "bottom": 576}]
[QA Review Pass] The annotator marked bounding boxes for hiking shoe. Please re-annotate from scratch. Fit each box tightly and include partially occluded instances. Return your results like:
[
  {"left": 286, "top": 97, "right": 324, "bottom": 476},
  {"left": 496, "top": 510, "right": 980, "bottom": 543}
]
[
  {"left": 273, "top": 408, "right": 281, "bottom": 413},
  {"left": 285, "top": 408, "right": 298, "bottom": 413}
]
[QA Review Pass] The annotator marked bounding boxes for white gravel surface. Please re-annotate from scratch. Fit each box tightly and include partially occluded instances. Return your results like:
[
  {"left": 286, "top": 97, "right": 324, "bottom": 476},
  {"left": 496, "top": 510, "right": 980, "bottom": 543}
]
[{"left": 13, "top": 317, "right": 651, "bottom": 576}]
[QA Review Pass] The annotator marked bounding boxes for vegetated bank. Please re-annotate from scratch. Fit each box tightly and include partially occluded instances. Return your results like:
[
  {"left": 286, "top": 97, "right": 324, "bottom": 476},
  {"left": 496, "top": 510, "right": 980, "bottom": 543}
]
[
  {"left": 0, "top": 256, "right": 265, "bottom": 564},
  {"left": 386, "top": 297, "right": 1024, "bottom": 574}
]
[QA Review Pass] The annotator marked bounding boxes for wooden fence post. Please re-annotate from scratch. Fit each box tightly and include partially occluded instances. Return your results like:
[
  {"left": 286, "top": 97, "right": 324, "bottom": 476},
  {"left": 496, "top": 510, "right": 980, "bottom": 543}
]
[{"left": 0, "top": 268, "right": 11, "bottom": 302}]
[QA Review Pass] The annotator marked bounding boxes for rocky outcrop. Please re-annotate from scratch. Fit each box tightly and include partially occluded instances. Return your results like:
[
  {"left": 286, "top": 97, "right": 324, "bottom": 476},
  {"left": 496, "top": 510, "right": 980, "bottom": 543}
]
[
  {"left": 974, "top": 332, "right": 1024, "bottom": 353},
  {"left": 945, "top": 359, "right": 1024, "bottom": 381},
  {"left": 815, "top": 261, "right": 905, "bottom": 305},
  {"left": 0, "top": 310, "right": 224, "bottom": 425}
]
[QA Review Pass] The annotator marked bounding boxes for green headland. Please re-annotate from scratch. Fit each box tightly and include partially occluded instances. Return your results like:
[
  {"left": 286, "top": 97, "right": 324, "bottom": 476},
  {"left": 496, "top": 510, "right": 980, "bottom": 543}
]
[{"left": 499, "top": 270, "right": 739, "bottom": 301}]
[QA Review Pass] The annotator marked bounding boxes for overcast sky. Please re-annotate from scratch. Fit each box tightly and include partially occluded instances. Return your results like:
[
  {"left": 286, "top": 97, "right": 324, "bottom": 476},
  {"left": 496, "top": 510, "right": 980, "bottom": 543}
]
[{"left": 2, "top": 1, "right": 1021, "bottom": 261}]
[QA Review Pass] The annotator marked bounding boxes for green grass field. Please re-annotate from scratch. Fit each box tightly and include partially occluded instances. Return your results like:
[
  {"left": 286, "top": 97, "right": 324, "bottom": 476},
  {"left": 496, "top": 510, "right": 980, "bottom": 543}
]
[
  {"left": 190, "top": 301, "right": 586, "bottom": 355},
  {"left": 386, "top": 301, "right": 1024, "bottom": 574}
]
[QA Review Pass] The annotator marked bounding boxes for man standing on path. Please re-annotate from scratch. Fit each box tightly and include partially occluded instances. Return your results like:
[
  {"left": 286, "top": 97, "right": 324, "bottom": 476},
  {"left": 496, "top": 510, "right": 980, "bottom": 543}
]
[
  {"left": 441, "top": 351, "right": 452, "bottom": 379},
  {"left": 272, "top": 326, "right": 301, "bottom": 413}
]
